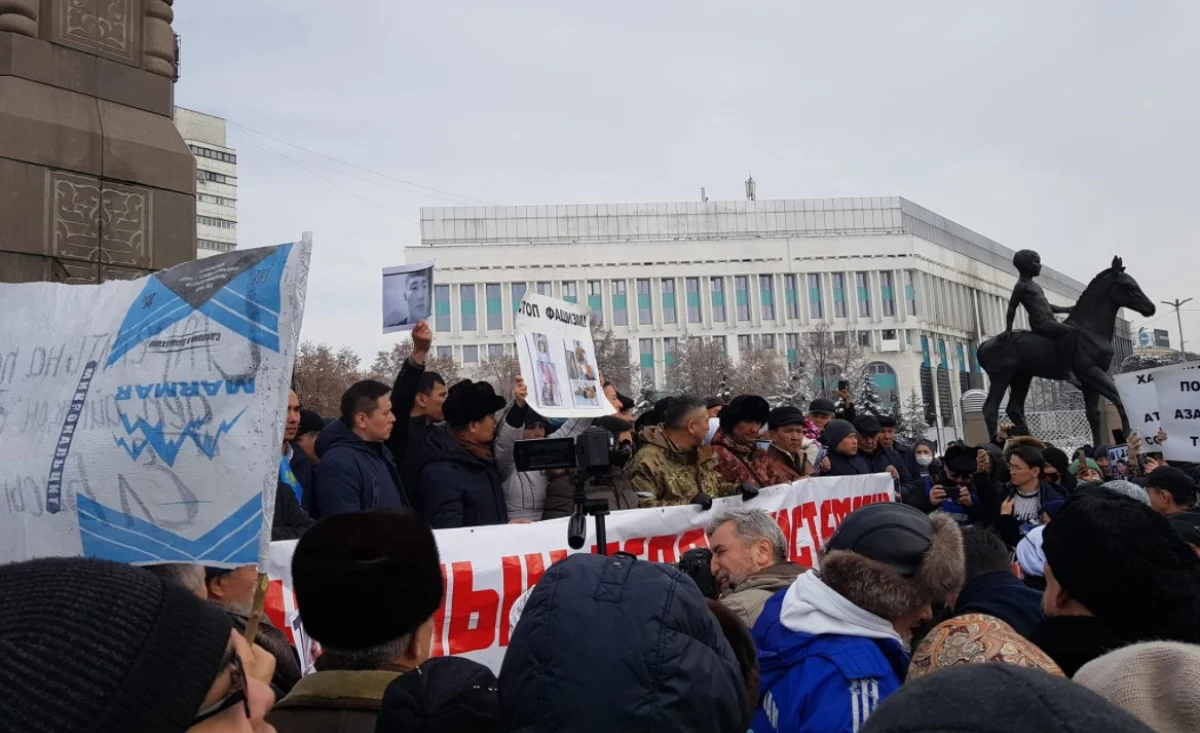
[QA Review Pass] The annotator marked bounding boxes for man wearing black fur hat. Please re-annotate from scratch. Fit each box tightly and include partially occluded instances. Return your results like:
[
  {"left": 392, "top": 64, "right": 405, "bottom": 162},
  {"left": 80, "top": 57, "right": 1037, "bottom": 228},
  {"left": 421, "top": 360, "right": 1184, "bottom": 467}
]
[
  {"left": 712, "top": 395, "right": 794, "bottom": 488},
  {"left": 752, "top": 503, "right": 965, "bottom": 733},
  {"left": 269, "top": 510, "right": 446, "bottom": 733},
  {"left": 420, "top": 379, "right": 511, "bottom": 528}
]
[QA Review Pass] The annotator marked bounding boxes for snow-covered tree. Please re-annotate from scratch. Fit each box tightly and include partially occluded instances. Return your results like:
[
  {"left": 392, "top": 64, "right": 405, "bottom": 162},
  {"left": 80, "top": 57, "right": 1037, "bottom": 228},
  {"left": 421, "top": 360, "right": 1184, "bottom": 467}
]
[
  {"left": 895, "top": 389, "right": 930, "bottom": 444},
  {"left": 854, "top": 369, "right": 886, "bottom": 417}
]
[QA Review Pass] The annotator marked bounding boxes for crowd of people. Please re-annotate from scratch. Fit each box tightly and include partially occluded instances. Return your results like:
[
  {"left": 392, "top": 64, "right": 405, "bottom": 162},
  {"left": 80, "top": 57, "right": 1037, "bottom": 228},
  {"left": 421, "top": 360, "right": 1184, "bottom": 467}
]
[{"left": 6, "top": 318, "right": 1200, "bottom": 732}]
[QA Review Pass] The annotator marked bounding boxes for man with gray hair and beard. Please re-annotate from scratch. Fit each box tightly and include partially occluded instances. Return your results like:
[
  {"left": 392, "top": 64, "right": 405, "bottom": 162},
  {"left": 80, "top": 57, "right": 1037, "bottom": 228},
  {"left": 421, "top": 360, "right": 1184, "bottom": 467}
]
[
  {"left": 707, "top": 508, "right": 808, "bottom": 627},
  {"left": 205, "top": 564, "right": 303, "bottom": 695}
]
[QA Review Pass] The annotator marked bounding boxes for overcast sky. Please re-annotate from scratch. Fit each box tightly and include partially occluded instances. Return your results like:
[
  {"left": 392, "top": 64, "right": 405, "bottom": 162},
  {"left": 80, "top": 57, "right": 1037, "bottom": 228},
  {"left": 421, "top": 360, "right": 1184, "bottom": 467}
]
[{"left": 174, "top": 1, "right": 1200, "bottom": 363}]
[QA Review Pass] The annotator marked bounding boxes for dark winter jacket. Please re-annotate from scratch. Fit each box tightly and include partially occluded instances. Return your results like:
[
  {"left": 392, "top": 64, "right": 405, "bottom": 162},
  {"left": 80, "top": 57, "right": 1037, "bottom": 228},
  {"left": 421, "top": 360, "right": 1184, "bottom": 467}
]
[
  {"left": 384, "top": 355, "right": 435, "bottom": 517},
  {"left": 311, "top": 421, "right": 408, "bottom": 518},
  {"left": 384, "top": 356, "right": 424, "bottom": 473},
  {"left": 542, "top": 471, "right": 639, "bottom": 520},
  {"left": 499, "top": 553, "right": 747, "bottom": 733},
  {"left": 1028, "top": 615, "right": 1135, "bottom": 678},
  {"left": 272, "top": 475, "right": 316, "bottom": 541},
  {"left": 825, "top": 450, "right": 874, "bottom": 477},
  {"left": 420, "top": 428, "right": 508, "bottom": 529},
  {"left": 891, "top": 440, "right": 920, "bottom": 481},
  {"left": 991, "top": 480, "right": 1066, "bottom": 548},
  {"left": 952, "top": 570, "right": 1044, "bottom": 639}
]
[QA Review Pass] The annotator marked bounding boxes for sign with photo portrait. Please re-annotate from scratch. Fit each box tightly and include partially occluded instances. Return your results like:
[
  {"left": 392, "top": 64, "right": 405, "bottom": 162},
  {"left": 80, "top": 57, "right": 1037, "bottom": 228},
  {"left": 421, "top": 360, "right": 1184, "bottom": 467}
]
[
  {"left": 514, "top": 292, "right": 615, "bottom": 419},
  {"left": 382, "top": 260, "right": 435, "bottom": 334}
]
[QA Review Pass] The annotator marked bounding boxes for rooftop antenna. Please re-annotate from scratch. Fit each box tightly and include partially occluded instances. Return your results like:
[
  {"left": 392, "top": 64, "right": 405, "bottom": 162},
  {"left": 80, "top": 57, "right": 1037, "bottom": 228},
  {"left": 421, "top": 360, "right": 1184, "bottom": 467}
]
[
  {"left": 745, "top": 175, "right": 756, "bottom": 202},
  {"left": 700, "top": 187, "right": 708, "bottom": 202}
]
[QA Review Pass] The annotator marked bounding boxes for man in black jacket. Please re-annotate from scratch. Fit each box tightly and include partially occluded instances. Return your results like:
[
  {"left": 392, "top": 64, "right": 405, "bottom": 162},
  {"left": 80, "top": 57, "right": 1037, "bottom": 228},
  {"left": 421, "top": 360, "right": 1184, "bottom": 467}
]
[
  {"left": 421, "top": 380, "right": 510, "bottom": 528},
  {"left": 951, "top": 527, "right": 1044, "bottom": 638},
  {"left": 878, "top": 415, "right": 919, "bottom": 479},
  {"left": 822, "top": 419, "right": 872, "bottom": 476},
  {"left": 384, "top": 321, "right": 446, "bottom": 517}
]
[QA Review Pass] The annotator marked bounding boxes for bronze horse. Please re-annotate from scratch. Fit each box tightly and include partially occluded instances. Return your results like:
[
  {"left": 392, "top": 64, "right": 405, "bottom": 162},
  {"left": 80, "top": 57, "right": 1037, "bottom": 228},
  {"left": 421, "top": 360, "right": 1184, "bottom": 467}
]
[{"left": 977, "top": 257, "right": 1156, "bottom": 446}]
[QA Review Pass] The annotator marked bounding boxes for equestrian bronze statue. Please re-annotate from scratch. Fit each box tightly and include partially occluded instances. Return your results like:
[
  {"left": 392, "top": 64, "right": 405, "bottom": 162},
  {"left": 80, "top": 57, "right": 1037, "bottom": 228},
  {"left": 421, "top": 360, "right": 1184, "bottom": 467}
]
[{"left": 978, "top": 253, "right": 1156, "bottom": 447}]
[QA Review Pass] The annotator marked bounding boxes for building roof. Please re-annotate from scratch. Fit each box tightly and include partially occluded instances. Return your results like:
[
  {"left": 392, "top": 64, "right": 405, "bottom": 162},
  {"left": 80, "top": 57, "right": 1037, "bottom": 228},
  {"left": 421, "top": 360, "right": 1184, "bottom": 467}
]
[{"left": 419, "top": 196, "right": 1086, "bottom": 298}]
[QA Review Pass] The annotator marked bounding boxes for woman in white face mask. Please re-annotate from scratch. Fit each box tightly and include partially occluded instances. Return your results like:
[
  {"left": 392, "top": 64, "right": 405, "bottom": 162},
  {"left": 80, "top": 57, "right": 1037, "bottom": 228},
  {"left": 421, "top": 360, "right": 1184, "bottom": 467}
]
[{"left": 914, "top": 440, "right": 940, "bottom": 477}]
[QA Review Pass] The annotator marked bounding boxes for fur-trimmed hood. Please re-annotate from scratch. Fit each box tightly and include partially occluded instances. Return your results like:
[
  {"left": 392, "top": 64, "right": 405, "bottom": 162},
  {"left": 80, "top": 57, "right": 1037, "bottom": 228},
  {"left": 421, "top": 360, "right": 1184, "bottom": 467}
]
[{"left": 818, "top": 513, "right": 965, "bottom": 620}]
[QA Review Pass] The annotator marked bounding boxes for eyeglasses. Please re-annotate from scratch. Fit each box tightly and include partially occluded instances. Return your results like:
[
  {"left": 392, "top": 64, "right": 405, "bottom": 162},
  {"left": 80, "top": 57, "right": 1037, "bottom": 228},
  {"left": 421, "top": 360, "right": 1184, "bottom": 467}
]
[
  {"left": 1044, "top": 471, "right": 1061, "bottom": 482},
  {"left": 193, "top": 648, "right": 250, "bottom": 724}
]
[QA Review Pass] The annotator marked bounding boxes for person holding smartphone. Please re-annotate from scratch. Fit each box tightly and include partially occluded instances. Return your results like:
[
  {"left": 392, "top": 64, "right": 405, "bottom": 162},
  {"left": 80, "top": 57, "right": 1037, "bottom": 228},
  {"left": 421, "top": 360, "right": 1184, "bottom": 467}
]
[{"left": 927, "top": 444, "right": 994, "bottom": 526}]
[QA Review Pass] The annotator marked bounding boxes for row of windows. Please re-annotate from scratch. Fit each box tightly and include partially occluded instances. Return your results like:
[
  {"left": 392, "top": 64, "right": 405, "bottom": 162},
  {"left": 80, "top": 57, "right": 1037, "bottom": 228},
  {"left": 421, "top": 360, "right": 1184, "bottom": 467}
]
[
  {"left": 189, "top": 145, "right": 237, "bottom": 164},
  {"left": 433, "top": 272, "right": 921, "bottom": 333},
  {"left": 198, "top": 193, "right": 236, "bottom": 207},
  {"left": 196, "top": 170, "right": 235, "bottom": 184},
  {"left": 197, "top": 239, "right": 235, "bottom": 253},
  {"left": 197, "top": 215, "right": 237, "bottom": 229}
]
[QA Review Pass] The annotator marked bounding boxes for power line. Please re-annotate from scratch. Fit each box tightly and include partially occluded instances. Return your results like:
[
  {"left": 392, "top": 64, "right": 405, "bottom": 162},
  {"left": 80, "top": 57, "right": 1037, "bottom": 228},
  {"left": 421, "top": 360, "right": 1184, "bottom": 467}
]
[
  {"left": 226, "top": 129, "right": 479, "bottom": 208},
  {"left": 225, "top": 119, "right": 492, "bottom": 206},
  {"left": 234, "top": 133, "right": 418, "bottom": 224}
]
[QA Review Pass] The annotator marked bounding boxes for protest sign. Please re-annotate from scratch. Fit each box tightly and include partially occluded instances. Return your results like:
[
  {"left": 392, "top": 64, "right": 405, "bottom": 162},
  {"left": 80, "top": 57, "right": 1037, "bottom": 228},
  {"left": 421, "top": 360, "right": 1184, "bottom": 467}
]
[
  {"left": 0, "top": 239, "right": 311, "bottom": 568},
  {"left": 1155, "top": 365, "right": 1200, "bottom": 463},
  {"left": 1115, "top": 363, "right": 1199, "bottom": 450},
  {"left": 1115, "top": 368, "right": 1165, "bottom": 447},
  {"left": 382, "top": 260, "right": 434, "bottom": 334},
  {"left": 515, "top": 292, "right": 614, "bottom": 418},
  {"left": 265, "top": 473, "right": 893, "bottom": 672}
]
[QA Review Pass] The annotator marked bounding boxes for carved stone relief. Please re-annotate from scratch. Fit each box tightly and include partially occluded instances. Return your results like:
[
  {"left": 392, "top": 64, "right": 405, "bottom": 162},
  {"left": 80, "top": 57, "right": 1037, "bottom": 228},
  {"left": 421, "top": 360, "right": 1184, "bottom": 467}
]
[
  {"left": 45, "top": 170, "right": 152, "bottom": 282},
  {"left": 56, "top": 0, "right": 141, "bottom": 65}
]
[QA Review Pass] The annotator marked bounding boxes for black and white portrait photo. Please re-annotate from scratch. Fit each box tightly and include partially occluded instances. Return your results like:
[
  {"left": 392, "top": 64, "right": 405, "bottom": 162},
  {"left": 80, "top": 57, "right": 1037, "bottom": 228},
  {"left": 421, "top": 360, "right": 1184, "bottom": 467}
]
[{"left": 382, "top": 260, "right": 435, "bottom": 333}]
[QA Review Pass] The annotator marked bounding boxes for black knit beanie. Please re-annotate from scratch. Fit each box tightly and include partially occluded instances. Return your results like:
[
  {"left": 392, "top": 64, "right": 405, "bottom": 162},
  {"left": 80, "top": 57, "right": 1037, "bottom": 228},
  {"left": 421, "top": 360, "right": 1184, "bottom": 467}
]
[
  {"left": 1043, "top": 493, "right": 1200, "bottom": 642},
  {"left": 292, "top": 509, "right": 443, "bottom": 650},
  {"left": 0, "top": 557, "right": 234, "bottom": 733}
]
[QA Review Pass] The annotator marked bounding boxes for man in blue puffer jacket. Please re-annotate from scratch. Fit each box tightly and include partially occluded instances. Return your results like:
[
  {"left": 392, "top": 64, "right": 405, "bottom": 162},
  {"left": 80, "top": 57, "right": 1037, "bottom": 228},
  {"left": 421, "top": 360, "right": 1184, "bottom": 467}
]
[{"left": 752, "top": 503, "right": 965, "bottom": 733}]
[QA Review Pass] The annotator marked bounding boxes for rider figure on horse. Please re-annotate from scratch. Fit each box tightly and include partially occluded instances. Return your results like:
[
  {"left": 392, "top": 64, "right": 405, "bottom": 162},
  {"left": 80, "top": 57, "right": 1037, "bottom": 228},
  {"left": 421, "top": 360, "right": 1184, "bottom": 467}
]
[{"left": 1002, "top": 249, "right": 1082, "bottom": 388}]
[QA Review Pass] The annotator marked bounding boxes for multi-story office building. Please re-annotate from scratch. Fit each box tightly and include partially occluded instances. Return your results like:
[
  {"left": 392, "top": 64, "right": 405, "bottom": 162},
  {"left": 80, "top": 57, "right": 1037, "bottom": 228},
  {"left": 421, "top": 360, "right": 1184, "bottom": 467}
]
[
  {"left": 173, "top": 107, "right": 238, "bottom": 258},
  {"left": 406, "top": 197, "right": 1133, "bottom": 436}
]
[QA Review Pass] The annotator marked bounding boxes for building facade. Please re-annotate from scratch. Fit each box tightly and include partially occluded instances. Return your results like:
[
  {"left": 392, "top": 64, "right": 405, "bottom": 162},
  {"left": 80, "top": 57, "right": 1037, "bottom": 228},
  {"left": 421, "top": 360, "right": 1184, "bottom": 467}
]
[
  {"left": 173, "top": 108, "right": 238, "bottom": 258},
  {"left": 406, "top": 197, "right": 1133, "bottom": 438}
]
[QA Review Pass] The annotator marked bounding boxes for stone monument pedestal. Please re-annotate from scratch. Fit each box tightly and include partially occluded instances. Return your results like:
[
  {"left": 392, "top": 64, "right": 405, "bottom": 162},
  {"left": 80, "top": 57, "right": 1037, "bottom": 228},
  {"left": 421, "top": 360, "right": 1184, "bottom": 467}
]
[{"left": 0, "top": 0, "right": 195, "bottom": 284}]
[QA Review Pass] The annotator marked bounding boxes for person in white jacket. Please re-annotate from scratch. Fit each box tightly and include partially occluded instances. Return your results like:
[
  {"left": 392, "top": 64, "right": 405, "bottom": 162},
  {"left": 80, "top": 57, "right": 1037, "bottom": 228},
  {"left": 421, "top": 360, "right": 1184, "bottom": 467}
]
[{"left": 494, "top": 376, "right": 591, "bottom": 521}]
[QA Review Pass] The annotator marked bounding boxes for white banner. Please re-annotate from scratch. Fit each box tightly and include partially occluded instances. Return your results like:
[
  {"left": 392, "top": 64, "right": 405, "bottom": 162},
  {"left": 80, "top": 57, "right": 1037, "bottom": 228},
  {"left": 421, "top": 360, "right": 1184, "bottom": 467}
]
[
  {"left": 515, "top": 292, "right": 614, "bottom": 418},
  {"left": 0, "top": 239, "right": 311, "bottom": 568},
  {"left": 265, "top": 474, "right": 893, "bottom": 672},
  {"left": 1156, "top": 366, "right": 1200, "bottom": 463},
  {"left": 1115, "top": 368, "right": 1166, "bottom": 447}
]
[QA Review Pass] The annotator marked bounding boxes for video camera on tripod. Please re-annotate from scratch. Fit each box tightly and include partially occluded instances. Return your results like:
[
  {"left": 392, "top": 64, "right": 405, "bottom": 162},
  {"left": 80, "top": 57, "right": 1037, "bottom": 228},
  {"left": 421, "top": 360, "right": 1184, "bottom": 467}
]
[{"left": 512, "top": 425, "right": 630, "bottom": 555}]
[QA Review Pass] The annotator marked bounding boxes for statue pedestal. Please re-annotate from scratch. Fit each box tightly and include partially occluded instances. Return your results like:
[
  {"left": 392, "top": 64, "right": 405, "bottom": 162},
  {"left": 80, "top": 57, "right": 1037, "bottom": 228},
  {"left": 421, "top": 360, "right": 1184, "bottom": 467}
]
[{"left": 0, "top": 0, "right": 195, "bottom": 284}]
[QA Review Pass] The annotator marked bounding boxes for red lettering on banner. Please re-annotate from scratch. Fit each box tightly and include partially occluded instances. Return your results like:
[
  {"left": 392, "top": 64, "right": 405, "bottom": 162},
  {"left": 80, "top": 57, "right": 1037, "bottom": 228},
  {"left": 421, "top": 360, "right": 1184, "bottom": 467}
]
[
  {"left": 499, "top": 555, "right": 522, "bottom": 646},
  {"left": 622, "top": 537, "right": 646, "bottom": 558},
  {"left": 677, "top": 527, "right": 707, "bottom": 556},
  {"left": 830, "top": 497, "right": 852, "bottom": 526},
  {"left": 447, "top": 561, "right": 500, "bottom": 655},
  {"left": 648, "top": 534, "right": 678, "bottom": 563}
]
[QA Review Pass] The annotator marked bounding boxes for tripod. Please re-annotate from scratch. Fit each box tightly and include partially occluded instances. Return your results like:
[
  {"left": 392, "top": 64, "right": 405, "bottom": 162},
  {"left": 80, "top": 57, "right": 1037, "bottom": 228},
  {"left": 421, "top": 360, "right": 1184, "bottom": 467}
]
[{"left": 567, "top": 469, "right": 613, "bottom": 555}]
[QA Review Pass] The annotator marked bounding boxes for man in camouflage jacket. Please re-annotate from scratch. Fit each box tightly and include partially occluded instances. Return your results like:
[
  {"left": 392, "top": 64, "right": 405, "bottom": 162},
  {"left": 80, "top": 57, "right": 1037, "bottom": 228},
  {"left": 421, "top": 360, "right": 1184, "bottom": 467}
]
[{"left": 625, "top": 396, "right": 737, "bottom": 507}]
